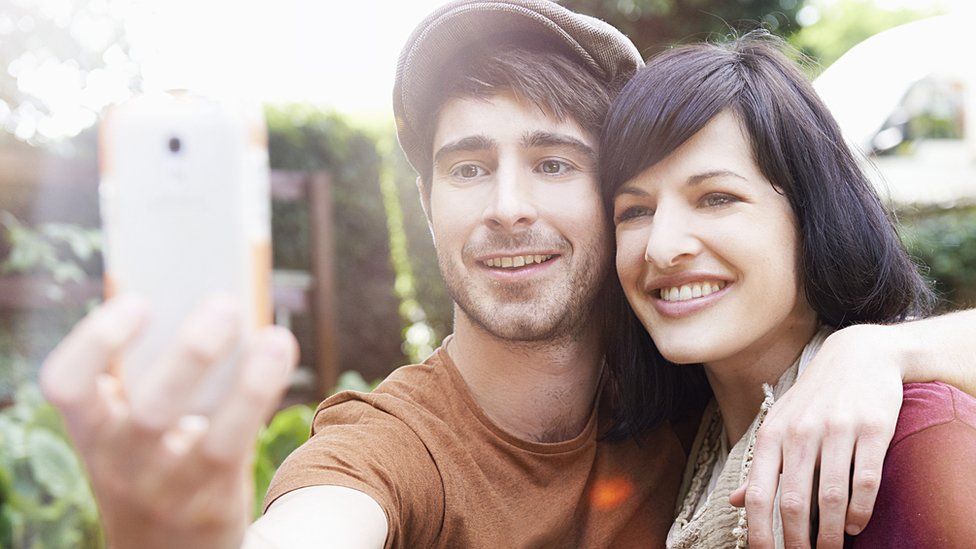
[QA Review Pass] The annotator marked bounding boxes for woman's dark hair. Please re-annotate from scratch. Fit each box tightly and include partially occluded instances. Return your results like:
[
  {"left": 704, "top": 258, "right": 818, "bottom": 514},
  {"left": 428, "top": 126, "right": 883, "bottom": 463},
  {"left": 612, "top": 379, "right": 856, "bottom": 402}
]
[{"left": 599, "top": 32, "right": 937, "bottom": 441}]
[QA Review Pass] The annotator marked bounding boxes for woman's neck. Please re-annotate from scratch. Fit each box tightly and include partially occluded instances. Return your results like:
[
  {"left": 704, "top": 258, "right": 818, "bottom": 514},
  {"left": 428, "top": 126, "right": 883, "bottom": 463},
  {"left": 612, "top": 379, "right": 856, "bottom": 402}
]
[{"left": 704, "top": 317, "right": 818, "bottom": 446}]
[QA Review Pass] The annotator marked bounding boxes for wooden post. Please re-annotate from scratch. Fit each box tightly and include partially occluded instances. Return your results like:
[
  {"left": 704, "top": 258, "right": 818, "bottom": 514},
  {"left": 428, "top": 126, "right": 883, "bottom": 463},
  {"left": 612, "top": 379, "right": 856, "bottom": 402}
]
[{"left": 307, "top": 171, "right": 340, "bottom": 397}]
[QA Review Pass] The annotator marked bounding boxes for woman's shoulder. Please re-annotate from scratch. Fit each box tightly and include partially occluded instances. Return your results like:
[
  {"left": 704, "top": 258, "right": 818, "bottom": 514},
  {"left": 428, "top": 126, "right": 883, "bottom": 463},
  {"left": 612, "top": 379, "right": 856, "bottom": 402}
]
[
  {"left": 892, "top": 381, "right": 976, "bottom": 448},
  {"left": 849, "top": 382, "right": 976, "bottom": 547}
]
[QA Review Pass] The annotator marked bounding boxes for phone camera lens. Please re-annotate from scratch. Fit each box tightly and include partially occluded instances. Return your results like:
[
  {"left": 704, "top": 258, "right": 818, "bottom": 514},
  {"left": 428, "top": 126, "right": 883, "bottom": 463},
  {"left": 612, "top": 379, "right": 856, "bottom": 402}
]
[{"left": 168, "top": 136, "right": 182, "bottom": 153}]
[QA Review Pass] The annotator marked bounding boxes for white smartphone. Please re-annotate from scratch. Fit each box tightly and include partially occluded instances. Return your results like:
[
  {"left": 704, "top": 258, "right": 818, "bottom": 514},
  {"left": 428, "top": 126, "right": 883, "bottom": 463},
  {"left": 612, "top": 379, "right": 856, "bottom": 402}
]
[{"left": 98, "top": 91, "right": 272, "bottom": 414}]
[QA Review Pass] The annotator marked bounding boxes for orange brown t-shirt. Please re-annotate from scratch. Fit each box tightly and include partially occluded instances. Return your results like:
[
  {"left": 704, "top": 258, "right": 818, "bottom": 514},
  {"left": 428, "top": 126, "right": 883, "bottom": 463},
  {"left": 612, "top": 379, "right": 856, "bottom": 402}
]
[{"left": 263, "top": 346, "right": 689, "bottom": 548}]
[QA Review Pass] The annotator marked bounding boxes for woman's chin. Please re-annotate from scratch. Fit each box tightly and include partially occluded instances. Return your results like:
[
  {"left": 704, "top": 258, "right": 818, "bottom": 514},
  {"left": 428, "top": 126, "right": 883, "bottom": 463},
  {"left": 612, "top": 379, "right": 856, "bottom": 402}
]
[
  {"left": 658, "top": 347, "right": 705, "bottom": 364},
  {"left": 654, "top": 341, "right": 725, "bottom": 365}
]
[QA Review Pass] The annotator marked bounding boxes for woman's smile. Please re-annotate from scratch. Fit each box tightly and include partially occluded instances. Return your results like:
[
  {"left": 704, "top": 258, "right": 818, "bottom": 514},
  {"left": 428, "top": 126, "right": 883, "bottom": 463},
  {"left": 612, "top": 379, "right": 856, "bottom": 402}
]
[
  {"left": 614, "top": 111, "right": 814, "bottom": 367},
  {"left": 650, "top": 279, "right": 732, "bottom": 319},
  {"left": 642, "top": 272, "right": 734, "bottom": 318}
]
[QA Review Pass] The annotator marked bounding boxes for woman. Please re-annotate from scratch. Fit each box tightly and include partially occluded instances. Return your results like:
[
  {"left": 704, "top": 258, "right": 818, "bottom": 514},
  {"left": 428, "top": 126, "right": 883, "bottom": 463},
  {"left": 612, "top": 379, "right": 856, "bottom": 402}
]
[{"left": 599, "top": 34, "right": 976, "bottom": 547}]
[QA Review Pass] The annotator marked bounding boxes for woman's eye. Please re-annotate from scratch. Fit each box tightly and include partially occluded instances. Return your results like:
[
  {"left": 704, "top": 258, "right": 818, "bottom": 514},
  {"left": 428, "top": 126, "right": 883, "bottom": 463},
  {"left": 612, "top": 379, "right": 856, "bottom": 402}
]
[
  {"left": 614, "top": 206, "right": 653, "bottom": 224},
  {"left": 701, "top": 193, "right": 738, "bottom": 208},
  {"left": 452, "top": 164, "right": 487, "bottom": 179},
  {"left": 537, "top": 159, "right": 574, "bottom": 175}
]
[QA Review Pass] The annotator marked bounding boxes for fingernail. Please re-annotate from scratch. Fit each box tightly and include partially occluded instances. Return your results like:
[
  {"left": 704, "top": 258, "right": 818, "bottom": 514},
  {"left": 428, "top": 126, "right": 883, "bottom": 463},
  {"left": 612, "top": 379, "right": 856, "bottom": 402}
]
[{"left": 846, "top": 524, "right": 862, "bottom": 535}]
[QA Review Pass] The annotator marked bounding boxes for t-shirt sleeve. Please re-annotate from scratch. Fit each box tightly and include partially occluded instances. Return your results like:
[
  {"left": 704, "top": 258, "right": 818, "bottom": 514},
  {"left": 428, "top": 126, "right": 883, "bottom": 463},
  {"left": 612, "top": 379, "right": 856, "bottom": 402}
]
[
  {"left": 850, "top": 382, "right": 976, "bottom": 547},
  {"left": 261, "top": 396, "right": 444, "bottom": 548}
]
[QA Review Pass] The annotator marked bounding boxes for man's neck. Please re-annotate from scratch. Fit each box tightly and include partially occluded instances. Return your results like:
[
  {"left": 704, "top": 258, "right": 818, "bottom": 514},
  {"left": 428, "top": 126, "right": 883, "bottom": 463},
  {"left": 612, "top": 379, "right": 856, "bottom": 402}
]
[{"left": 447, "top": 308, "right": 604, "bottom": 443}]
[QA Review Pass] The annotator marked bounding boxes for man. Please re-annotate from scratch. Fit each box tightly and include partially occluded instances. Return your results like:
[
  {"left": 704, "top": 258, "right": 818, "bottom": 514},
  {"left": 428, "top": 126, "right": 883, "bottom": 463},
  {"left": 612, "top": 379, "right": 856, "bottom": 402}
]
[{"left": 40, "top": 1, "right": 976, "bottom": 548}]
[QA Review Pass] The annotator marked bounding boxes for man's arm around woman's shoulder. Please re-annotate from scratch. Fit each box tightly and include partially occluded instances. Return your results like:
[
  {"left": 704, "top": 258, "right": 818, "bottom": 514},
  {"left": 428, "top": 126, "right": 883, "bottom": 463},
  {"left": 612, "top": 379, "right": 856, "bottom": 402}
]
[{"left": 850, "top": 381, "right": 976, "bottom": 547}]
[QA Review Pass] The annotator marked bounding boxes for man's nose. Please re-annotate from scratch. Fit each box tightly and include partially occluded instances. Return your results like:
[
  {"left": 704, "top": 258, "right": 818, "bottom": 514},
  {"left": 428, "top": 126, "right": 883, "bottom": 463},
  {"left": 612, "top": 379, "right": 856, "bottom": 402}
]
[
  {"left": 483, "top": 167, "right": 538, "bottom": 231},
  {"left": 643, "top": 203, "right": 702, "bottom": 269}
]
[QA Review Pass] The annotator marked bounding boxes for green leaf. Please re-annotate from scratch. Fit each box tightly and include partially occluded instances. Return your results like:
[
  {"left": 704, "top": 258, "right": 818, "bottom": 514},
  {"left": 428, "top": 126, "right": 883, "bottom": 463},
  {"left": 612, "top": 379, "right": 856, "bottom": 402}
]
[
  {"left": 252, "top": 454, "right": 276, "bottom": 519},
  {"left": 0, "top": 415, "right": 27, "bottom": 461},
  {"left": 258, "top": 405, "right": 314, "bottom": 467},
  {"left": 26, "top": 430, "right": 85, "bottom": 500},
  {"left": 333, "top": 370, "right": 373, "bottom": 393}
]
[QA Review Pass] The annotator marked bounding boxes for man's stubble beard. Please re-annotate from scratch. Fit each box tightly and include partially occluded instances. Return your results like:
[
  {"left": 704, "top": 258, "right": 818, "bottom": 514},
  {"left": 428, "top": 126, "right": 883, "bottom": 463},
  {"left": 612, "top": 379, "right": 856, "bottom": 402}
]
[{"left": 437, "top": 235, "right": 611, "bottom": 345}]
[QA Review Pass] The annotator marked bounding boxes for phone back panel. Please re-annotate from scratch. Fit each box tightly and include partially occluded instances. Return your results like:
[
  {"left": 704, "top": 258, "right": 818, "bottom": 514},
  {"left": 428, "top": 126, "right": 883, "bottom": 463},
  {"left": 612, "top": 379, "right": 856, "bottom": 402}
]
[{"left": 99, "top": 92, "right": 271, "bottom": 412}]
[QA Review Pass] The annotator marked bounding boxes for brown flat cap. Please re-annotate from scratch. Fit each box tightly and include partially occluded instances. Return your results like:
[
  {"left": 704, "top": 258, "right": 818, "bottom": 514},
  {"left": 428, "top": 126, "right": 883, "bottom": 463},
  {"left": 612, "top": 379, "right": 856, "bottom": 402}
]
[{"left": 393, "top": 0, "right": 643, "bottom": 176}]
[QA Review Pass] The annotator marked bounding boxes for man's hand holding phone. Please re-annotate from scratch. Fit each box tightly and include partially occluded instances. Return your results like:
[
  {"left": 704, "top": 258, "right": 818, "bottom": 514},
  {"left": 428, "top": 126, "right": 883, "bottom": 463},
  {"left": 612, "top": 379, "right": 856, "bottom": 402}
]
[{"left": 39, "top": 294, "right": 299, "bottom": 549}]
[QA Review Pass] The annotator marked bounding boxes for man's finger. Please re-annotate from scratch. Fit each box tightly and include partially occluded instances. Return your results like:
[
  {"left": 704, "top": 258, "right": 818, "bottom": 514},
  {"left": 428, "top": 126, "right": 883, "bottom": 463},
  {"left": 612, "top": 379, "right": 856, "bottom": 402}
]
[
  {"left": 845, "top": 431, "right": 888, "bottom": 535},
  {"left": 40, "top": 296, "right": 149, "bottom": 433},
  {"left": 815, "top": 423, "right": 856, "bottom": 548},
  {"left": 779, "top": 422, "right": 818, "bottom": 549},
  {"left": 741, "top": 427, "right": 784, "bottom": 549},
  {"left": 199, "top": 326, "right": 298, "bottom": 465},
  {"left": 128, "top": 295, "right": 242, "bottom": 433}
]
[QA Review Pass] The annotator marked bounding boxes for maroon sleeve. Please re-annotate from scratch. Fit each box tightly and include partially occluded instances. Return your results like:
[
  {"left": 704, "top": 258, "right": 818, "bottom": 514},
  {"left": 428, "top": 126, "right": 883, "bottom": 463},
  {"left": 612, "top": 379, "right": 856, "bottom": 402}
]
[{"left": 849, "top": 382, "right": 976, "bottom": 547}]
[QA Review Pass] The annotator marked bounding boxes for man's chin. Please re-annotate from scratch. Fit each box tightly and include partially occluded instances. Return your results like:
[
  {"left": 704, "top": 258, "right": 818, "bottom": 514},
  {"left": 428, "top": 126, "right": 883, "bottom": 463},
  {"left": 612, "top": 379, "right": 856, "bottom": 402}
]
[{"left": 464, "top": 303, "right": 567, "bottom": 342}]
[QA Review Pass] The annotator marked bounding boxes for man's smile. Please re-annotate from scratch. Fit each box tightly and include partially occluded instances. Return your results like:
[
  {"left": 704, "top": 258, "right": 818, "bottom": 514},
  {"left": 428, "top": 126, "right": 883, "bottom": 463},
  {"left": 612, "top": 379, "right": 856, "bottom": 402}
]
[{"left": 476, "top": 253, "right": 563, "bottom": 282}]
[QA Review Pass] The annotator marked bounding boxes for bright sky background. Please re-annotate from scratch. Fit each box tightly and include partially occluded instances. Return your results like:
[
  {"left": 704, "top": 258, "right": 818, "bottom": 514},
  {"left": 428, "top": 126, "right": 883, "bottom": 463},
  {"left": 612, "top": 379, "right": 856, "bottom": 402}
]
[
  {"left": 126, "top": 0, "right": 966, "bottom": 116},
  {"left": 129, "top": 0, "right": 454, "bottom": 118},
  {"left": 4, "top": 0, "right": 969, "bottom": 142}
]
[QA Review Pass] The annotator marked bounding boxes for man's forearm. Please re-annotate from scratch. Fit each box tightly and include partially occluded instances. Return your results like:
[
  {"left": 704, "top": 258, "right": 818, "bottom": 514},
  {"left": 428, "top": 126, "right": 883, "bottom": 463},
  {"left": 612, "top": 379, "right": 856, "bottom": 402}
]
[{"left": 890, "top": 308, "right": 976, "bottom": 395}]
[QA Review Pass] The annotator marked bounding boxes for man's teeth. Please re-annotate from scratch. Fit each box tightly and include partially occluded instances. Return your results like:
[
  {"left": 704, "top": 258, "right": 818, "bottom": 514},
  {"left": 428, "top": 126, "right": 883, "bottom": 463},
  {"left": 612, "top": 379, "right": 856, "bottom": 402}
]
[
  {"left": 659, "top": 281, "right": 727, "bottom": 302},
  {"left": 483, "top": 254, "right": 554, "bottom": 268}
]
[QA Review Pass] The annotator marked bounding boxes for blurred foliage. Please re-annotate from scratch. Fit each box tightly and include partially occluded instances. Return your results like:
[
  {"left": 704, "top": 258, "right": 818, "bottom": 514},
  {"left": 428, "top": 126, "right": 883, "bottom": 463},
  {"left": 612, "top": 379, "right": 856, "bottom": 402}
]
[
  {"left": 790, "top": 0, "right": 940, "bottom": 71},
  {"left": 265, "top": 106, "right": 409, "bottom": 380},
  {"left": 386, "top": 137, "right": 453, "bottom": 350},
  {"left": 0, "top": 384, "right": 103, "bottom": 548},
  {"left": 252, "top": 403, "right": 314, "bottom": 519},
  {"left": 0, "top": 212, "right": 101, "bottom": 296},
  {"left": 376, "top": 135, "right": 438, "bottom": 363},
  {"left": 900, "top": 205, "right": 976, "bottom": 310},
  {"left": 561, "top": 0, "right": 804, "bottom": 56},
  {"left": 0, "top": 212, "right": 100, "bottom": 401}
]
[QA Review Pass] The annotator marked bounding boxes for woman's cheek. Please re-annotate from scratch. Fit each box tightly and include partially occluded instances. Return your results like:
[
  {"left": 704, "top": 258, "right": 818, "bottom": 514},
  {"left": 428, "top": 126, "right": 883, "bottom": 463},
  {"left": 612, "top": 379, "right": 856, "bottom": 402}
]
[{"left": 615, "top": 231, "right": 644, "bottom": 287}]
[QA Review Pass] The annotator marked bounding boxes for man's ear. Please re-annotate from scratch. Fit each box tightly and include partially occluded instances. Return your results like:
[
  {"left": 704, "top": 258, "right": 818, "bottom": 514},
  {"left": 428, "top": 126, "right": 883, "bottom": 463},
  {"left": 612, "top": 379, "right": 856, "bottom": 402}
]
[{"left": 416, "top": 176, "right": 435, "bottom": 244}]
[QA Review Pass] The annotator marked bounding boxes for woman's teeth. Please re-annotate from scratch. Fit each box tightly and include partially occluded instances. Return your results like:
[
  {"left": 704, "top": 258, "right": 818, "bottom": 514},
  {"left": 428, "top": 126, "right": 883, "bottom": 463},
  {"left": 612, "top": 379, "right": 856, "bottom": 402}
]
[
  {"left": 483, "top": 254, "right": 553, "bottom": 268},
  {"left": 658, "top": 281, "right": 727, "bottom": 302}
]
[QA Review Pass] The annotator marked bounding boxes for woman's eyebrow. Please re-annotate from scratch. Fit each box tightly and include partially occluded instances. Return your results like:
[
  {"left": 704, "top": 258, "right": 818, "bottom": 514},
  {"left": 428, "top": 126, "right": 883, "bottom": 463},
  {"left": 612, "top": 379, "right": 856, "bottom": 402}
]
[
  {"left": 616, "top": 185, "right": 649, "bottom": 198},
  {"left": 615, "top": 169, "right": 748, "bottom": 198},
  {"left": 687, "top": 169, "right": 747, "bottom": 186}
]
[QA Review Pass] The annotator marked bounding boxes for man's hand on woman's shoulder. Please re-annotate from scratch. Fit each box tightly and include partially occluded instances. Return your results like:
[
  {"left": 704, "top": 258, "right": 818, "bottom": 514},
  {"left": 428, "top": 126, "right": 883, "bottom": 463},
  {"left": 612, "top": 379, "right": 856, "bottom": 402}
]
[{"left": 731, "top": 324, "right": 903, "bottom": 549}]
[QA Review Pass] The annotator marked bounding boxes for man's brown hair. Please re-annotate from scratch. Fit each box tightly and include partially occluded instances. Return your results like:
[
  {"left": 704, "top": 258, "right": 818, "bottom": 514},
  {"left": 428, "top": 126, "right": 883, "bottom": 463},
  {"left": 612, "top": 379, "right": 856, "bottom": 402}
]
[{"left": 418, "top": 37, "right": 621, "bottom": 198}]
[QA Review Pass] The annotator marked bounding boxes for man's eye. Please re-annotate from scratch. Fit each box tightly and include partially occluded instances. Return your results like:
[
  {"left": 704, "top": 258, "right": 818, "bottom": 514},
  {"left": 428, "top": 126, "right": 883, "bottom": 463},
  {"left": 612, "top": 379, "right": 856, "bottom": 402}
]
[
  {"left": 614, "top": 206, "right": 653, "bottom": 224},
  {"left": 536, "top": 159, "right": 574, "bottom": 175},
  {"left": 452, "top": 164, "right": 486, "bottom": 178},
  {"left": 701, "top": 193, "right": 738, "bottom": 208}
]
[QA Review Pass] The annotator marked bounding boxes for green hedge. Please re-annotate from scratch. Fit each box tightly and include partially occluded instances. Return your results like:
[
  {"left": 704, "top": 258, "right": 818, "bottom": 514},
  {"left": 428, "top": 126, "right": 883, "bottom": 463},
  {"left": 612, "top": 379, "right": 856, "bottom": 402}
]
[
  {"left": 900, "top": 205, "right": 976, "bottom": 310},
  {"left": 265, "top": 106, "right": 411, "bottom": 381}
]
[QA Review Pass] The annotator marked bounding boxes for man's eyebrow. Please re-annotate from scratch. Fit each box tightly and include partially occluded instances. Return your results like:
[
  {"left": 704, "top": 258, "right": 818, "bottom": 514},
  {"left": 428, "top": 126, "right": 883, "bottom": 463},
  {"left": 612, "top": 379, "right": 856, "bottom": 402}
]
[
  {"left": 432, "top": 135, "right": 497, "bottom": 168},
  {"left": 521, "top": 131, "right": 596, "bottom": 164}
]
